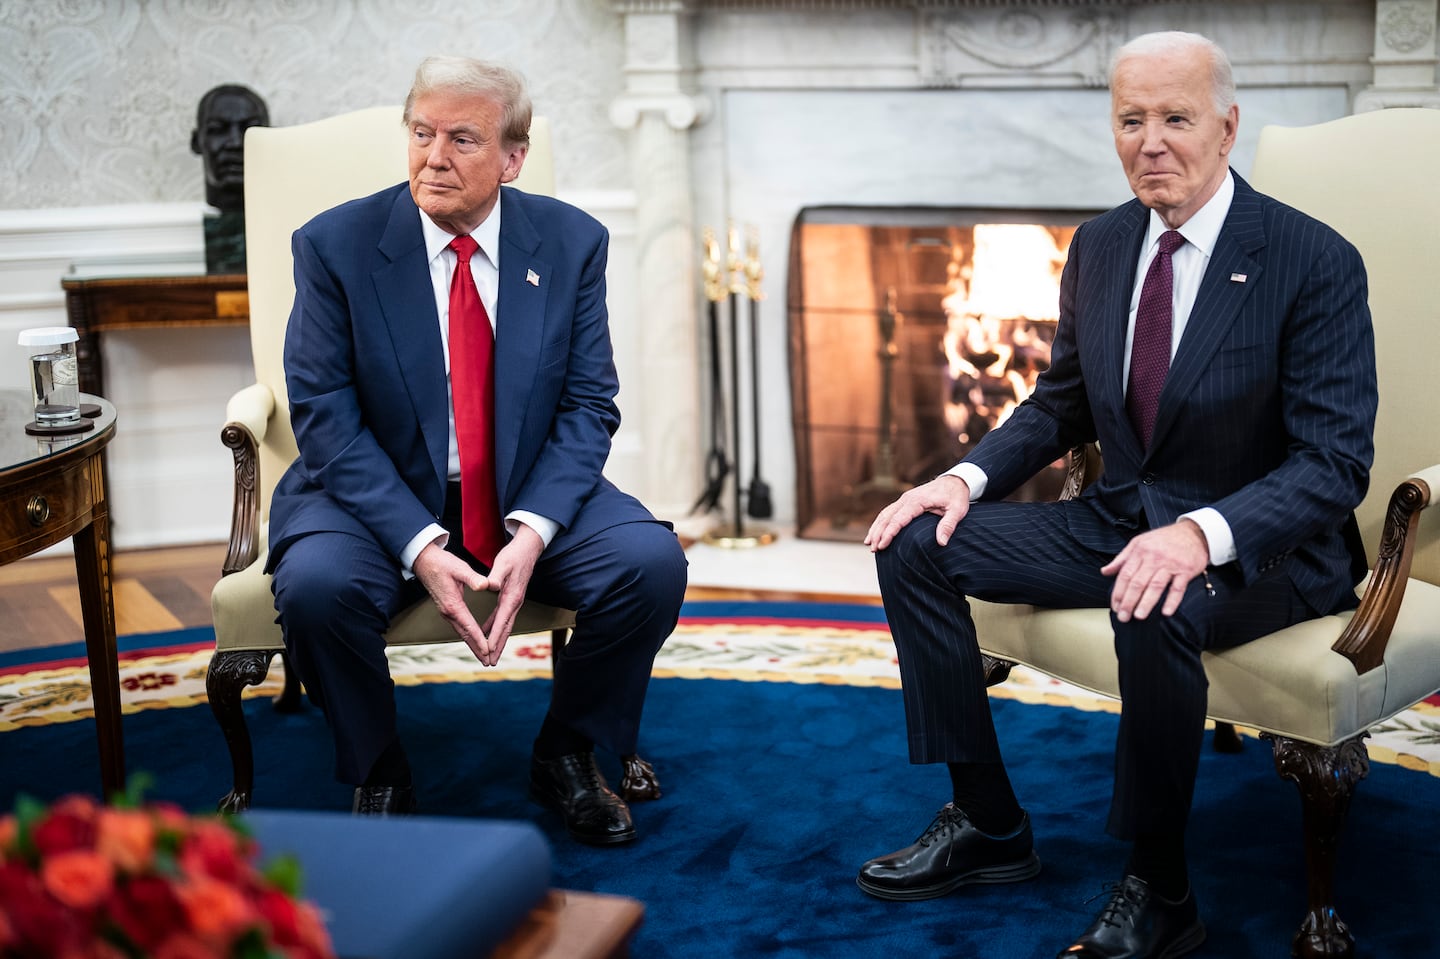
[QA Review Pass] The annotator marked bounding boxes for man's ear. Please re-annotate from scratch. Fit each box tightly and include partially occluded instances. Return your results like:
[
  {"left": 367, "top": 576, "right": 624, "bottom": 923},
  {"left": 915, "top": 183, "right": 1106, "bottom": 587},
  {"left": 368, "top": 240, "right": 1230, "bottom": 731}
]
[
  {"left": 499, "top": 144, "right": 529, "bottom": 184},
  {"left": 1219, "top": 103, "right": 1239, "bottom": 158},
  {"left": 190, "top": 129, "right": 202, "bottom": 157}
]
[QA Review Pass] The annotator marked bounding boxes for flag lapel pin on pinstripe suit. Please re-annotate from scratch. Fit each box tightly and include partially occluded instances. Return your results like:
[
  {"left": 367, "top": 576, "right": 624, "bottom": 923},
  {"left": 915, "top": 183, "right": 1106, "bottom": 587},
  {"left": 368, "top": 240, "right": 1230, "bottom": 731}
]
[
  {"left": 526, "top": 269, "right": 540, "bottom": 286},
  {"left": 1230, "top": 272, "right": 1247, "bottom": 283}
]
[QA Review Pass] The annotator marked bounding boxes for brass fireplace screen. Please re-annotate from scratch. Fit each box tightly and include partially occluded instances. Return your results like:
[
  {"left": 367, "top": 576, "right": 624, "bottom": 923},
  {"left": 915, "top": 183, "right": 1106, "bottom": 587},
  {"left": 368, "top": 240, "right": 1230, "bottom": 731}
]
[{"left": 788, "top": 206, "right": 1097, "bottom": 542}]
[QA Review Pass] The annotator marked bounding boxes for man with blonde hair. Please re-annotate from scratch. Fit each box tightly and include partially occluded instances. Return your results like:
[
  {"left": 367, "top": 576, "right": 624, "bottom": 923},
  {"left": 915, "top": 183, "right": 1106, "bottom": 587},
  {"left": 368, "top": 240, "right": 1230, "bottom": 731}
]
[{"left": 266, "top": 56, "right": 687, "bottom": 845}]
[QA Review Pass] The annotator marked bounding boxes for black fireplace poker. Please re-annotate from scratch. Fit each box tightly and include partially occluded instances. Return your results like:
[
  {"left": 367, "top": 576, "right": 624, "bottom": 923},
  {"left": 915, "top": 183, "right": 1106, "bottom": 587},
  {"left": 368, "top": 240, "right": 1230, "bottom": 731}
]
[
  {"left": 743, "top": 227, "right": 773, "bottom": 520},
  {"left": 690, "top": 227, "right": 730, "bottom": 517}
]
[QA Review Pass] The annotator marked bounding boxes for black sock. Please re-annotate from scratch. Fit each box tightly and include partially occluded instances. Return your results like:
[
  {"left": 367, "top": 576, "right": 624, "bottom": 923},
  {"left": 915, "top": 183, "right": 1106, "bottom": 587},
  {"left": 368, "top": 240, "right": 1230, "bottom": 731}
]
[
  {"left": 1126, "top": 833, "right": 1188, "bottom": 901},
  {"left": 948, "top": 761, "right": 1023, "bottom": 836},
  {"left": 533, "top": 712, "right": 592, "bottom": 760},
  {"left": 361, "top": 738, "right": 412, "bottom": 787}
]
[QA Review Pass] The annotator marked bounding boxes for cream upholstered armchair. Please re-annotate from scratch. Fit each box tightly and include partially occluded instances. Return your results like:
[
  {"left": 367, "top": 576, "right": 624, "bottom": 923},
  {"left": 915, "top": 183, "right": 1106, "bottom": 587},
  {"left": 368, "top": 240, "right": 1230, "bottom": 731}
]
[
  {"left": 971, "top": 108, "right": 1440, "bottom": 959},
  {"left": 207, "top": 108, "right": 658, "bottom": 813}
]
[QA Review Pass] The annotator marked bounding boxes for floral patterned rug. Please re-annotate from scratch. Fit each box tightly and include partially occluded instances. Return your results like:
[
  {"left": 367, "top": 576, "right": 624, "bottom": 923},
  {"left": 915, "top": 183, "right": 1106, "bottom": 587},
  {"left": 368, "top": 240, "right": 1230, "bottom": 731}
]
[{"left": 3, "top": 599, "right": 1437, "bottom": 777}]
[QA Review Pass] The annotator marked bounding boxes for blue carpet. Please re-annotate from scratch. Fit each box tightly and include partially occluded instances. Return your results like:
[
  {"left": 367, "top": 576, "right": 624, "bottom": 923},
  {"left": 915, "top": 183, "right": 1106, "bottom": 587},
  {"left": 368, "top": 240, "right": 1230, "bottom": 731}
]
[{"left": 0, "top": 619, "right": 1432, "bottom": 957}]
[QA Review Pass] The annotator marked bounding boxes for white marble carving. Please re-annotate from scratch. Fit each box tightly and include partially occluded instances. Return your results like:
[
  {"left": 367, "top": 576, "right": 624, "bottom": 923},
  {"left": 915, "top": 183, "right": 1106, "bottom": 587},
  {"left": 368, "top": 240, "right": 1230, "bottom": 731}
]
[{"left": 920, "top": 7, "right": 1123, "bottom": 87}]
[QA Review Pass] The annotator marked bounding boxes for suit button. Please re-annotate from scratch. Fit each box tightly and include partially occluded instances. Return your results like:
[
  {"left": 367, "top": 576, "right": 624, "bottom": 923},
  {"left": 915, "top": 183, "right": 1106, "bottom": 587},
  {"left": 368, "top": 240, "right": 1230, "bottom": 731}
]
[{"left": 1141, "top": 474, "right": 1155, "bottom": 486}]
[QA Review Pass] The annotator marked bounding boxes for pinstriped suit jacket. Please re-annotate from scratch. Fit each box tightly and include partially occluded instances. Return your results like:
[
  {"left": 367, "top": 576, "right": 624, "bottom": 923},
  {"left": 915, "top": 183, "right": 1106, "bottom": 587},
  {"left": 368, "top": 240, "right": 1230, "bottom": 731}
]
[{"left": 966, "top": 172, "right": 1377, "bottom": 616}]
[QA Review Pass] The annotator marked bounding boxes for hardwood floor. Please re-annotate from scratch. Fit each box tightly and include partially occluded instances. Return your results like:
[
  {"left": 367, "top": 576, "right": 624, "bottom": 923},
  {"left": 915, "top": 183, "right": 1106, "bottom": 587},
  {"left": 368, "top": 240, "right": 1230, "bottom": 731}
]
[
  {"left": 0, "top": 543, "right": 227, "bottom": 654},
  {"left": 0, "top": 541, "right": 876, "bottom": 656}
]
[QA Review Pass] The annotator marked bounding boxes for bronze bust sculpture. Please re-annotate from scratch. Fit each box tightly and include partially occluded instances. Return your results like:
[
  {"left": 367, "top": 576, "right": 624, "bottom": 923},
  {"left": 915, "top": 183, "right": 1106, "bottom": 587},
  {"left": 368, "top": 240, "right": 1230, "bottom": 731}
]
[
  {"left": 192, "top": 84, "right": 269, "bottom": 212},
  {"left": 191, "top": 84, "right": 269, "bottom": 272}
]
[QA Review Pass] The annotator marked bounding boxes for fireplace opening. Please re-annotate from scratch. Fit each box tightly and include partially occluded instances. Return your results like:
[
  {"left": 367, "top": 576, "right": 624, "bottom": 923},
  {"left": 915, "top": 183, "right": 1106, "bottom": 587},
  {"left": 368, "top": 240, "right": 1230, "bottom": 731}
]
[{"left": 787, "top": 205, "right": 1099, "bottom": 542}]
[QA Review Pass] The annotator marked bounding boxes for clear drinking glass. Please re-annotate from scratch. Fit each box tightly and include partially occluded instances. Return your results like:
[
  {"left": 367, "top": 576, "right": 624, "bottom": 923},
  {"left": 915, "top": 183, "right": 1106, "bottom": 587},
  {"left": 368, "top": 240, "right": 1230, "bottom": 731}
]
[{"left": 18, "top": 327, "right": 81, "bottom": 427}]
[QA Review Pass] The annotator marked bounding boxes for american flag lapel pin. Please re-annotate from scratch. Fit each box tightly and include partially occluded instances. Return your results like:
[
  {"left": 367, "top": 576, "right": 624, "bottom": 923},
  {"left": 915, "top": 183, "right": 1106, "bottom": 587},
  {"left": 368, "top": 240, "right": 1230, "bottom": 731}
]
[
  {"left": 526, "top": 269, "right": 541, "bottom": 287},
  {"left": 1230, "top": 272, "right": 1247, "bottom": 283}
]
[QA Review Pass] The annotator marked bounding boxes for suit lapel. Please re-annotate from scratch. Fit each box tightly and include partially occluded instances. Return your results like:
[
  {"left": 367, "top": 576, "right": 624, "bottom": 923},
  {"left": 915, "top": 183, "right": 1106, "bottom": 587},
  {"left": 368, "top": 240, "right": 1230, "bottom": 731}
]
[
  {"left": 493, "top": 188, "right": 553, "bottom": 506},
  {"left": 1096, "top": 202, "right": 1149, "bottom": 459},
  {"left": 372, "top": 187, "right": 451, "bottom": 494},
  {"left": 1150, "top": 174, "right": 1265, "bottom": 446}
]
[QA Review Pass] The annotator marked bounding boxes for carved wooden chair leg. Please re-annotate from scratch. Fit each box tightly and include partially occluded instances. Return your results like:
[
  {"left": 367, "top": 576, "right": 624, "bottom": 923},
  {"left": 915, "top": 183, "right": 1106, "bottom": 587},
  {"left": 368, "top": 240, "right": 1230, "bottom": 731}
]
[
  {"left": 206, "top": 648, "right": 277, "bottom": 814},
  {"left": 619, "top": 754, "right": 662, "bottom": 802},
  {"left": 273, "top": 651, "right": 305, "bottom": 713},
  {"left": 1264, "top": 732, "right": 1369, "bottom": 959},
  {"left": 980, "top": 653, "right": 1015, "bottom": 687},
  {"left": 545, "top": 626, "right": 662, "bottom": 801},
  {"left": 1212, "top": 721, "right": 1245, "bottom": 753}
]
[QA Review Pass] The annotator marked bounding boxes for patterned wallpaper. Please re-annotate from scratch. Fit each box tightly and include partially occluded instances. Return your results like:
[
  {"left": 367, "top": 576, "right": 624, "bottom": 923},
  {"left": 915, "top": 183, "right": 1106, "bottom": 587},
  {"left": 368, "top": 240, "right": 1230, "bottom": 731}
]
[{"left": 0, "top": 0, "right": 629, "bottom": 209}]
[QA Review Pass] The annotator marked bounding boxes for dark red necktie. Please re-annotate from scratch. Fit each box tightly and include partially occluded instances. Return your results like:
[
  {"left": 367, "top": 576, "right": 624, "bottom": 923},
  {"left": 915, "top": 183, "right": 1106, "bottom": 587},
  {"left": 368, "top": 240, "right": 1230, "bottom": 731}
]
[
  {"left": 1126, "top": 229, "right": 1186, "bottom": 449},
  {"left": 447, "top": 235, "right": 505, "bottom": 565}
]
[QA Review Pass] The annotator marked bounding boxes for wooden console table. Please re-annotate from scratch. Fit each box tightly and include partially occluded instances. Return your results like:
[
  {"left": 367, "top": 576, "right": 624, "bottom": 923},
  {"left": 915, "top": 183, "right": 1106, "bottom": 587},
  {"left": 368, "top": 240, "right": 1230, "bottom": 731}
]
[
  {"left": 0, "top": 391, "right": 121, "bottom": 796},
  {"left": 61, "top": 274, "right": 249, "bottom": 396}
]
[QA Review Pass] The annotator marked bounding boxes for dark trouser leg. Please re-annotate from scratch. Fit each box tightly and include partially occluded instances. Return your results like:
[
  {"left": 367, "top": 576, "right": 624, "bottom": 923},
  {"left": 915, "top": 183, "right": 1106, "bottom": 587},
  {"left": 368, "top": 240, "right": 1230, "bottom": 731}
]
[
  {"left": 525, "top": 520, "right": 688, "bottom": 756},
  {"left": 1108, "top": 565, "right": 1315, "bottom": 841},
  {"left": 271, "top": 530, "right": 413, "bottom": 785},
  {"left": 878, "top": 501, "right": 1320, "bottom": 857},
  {"left": 875, "top": 502, "right": 1114, "bottom": 765}
]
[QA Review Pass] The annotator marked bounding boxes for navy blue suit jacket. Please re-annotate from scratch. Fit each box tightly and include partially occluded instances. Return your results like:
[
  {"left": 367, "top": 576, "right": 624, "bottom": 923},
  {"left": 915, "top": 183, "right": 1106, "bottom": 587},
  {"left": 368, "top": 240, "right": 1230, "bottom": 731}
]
[
  {"left": 266, "top": 183, "right": 654, "bottom": 570},
  {"left": 965, "top": 172, "right": 1377, "bottom": 615}
]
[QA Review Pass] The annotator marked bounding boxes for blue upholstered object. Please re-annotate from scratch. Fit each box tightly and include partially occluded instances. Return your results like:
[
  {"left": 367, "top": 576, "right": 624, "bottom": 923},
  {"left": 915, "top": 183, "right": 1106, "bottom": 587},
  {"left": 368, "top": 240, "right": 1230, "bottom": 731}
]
[{"left": 243, "top": 811, "right": 551, "bottom": 959}]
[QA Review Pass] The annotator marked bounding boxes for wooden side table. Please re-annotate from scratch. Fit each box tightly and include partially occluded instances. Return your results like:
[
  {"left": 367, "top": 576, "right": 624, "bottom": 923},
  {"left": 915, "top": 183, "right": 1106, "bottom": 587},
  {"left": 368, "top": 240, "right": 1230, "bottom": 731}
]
[
  {"left": 0, "top": 391, "right": 121, "bottom": 796},
  {"left": 61, "top": 274, "right": 249, "bottom": 396}
]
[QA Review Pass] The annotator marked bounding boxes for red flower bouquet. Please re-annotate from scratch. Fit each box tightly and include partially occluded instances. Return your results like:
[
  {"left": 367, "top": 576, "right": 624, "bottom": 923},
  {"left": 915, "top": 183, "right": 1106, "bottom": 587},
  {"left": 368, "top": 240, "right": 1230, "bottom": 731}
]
[{"left": 0, "top": 788, "right": 335, "bottom": 959}]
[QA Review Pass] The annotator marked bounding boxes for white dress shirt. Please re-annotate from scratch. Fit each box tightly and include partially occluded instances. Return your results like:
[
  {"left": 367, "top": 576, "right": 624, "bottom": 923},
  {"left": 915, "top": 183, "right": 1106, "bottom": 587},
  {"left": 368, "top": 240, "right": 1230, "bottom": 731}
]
[
  {"left": 398, "top": 204, "right": 560, "bottom": 573},
  {"left": 947, "top": 172, "right": 1238, "bottom": 566}
]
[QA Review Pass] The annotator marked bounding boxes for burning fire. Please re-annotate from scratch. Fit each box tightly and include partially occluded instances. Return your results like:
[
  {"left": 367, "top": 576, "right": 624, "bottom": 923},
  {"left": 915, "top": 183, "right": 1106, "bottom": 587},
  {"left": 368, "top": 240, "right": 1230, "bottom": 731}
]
[{"left": 941, "top": 224, "right": 1067, "bottom": 445}]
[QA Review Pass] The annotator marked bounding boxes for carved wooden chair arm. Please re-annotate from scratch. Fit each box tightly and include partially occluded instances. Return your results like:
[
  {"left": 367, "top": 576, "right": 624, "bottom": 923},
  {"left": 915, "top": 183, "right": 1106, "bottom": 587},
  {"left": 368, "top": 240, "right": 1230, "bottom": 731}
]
[
  {"left": 220, "top": 383, "right": 276, "bottom": 577},
  {"left": 1330, "top": 463, "right": 1440, "bottom": 675},
  {"left": 1061, "top": 443, "right": 1102, "bottom": 501}
]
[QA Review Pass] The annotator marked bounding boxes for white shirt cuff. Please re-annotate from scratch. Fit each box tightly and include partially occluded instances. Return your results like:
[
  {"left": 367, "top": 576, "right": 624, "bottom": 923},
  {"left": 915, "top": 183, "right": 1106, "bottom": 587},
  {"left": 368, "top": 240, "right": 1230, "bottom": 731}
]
[
  {"left": 507, "top": 510, "right": 559, "bottom": 550},
  {"left": 944, "top": 462, "right": 988, "bottom": 501},
  {"left": 1180, "top": 507, "right": 1236, "bottom": 566},
  {"left": 404, "top": 512, "right": 559, "bottom": 577},
  {"left": 400, "top": 523, "right": 448, "bottom": 579}
]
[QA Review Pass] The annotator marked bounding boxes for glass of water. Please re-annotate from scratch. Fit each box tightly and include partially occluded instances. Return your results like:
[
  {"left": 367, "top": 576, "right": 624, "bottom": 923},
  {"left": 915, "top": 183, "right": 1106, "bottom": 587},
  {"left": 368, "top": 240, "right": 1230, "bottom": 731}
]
[{"left": 18, "top": 327, "right": 81, "bottom": 427}]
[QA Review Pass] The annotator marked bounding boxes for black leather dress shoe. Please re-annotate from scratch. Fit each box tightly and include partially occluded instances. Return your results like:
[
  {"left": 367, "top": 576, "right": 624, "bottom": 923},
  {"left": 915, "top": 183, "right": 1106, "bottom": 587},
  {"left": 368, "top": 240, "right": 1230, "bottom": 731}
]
[
  {"left": 856, "top": 802, "right": 1041, "bottom": 901},
  {"left": 352, "top": 784, "right": 416, "bottom": 816},
  {"left": 529, "top": 752, "right": 636, "bottom": 846},
  {"left": 1057, "top": 875, "right": 1205, "bottom": 958}
]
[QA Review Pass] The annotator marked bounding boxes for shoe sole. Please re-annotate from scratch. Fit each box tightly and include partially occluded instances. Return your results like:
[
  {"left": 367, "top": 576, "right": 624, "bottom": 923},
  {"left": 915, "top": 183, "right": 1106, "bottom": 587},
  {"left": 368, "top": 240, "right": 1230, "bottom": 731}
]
[
  {"left": 528, "top": 786, "right": 637, "bottom": 846},
  {"left": 1158, "top": 919, "right": 1206, "bottom": 958},
  {"left": 855, "top": 852, "right": 1042, "bottom": 901}
]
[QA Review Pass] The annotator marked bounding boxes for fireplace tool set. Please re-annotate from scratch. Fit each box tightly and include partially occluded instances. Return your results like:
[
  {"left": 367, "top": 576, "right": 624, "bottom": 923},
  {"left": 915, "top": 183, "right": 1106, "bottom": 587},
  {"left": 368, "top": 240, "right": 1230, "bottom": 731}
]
[{"left": 692, "top": 223, "right": 777, "bottom": 548}]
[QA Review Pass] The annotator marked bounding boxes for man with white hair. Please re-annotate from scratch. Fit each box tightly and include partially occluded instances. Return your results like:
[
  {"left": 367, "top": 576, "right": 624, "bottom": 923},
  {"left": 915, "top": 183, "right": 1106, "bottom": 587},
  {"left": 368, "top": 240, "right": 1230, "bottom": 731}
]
[{"left": 858, "top": 31, "right": 1376, "bottom": 958}]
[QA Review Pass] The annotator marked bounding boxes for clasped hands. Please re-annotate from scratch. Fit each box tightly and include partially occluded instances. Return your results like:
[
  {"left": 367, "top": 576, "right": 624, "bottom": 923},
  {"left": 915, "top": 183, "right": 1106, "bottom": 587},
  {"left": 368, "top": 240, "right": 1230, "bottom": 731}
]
[
  {"left": 865, "top": 474, "right": 1210, "bottom": 622},
  {"left": 412, "top": 525, "right": 544, "bottom": 667}
]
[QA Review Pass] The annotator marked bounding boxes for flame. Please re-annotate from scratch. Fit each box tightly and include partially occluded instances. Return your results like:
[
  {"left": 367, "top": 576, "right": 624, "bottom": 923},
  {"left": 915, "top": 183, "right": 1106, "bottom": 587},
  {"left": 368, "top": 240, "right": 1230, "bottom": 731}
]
[
  {"left": 941, "top": 224, "right": 1066, "bottom": 444},
  {"left": 941, "top": 223, "right": 1063, "bottom": 322}
]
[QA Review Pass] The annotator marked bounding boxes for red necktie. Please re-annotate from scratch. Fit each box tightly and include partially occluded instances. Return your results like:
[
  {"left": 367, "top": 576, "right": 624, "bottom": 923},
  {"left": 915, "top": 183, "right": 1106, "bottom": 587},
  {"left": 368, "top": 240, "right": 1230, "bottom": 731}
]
[
  {"left": 1126, "top": 229, "right": 1186, "bottom": 449},
  {"left": 447, "top": 235, "right": 505, "bottom": 565}
]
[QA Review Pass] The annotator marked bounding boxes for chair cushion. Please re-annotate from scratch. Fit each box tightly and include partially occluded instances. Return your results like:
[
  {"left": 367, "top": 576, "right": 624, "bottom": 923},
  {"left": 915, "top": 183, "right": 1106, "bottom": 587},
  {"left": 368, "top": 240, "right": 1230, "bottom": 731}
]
[
  {"left": 211, "top": 548, "right": 576, "bottom": 653},
  {"left": 973, "top": 576, "right": 1440, "bottom": 748}
]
